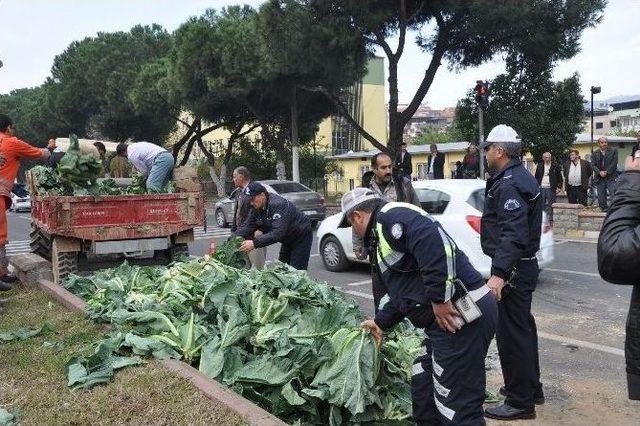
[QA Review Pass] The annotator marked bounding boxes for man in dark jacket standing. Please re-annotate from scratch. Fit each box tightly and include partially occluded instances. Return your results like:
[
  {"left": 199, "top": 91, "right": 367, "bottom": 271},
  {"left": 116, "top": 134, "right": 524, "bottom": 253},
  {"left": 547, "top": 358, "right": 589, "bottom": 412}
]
[
  {"left": 231, "top": 167, "right": 265, "bottom": 269},
  {"left": 563, "top": 150, "right": 592, "bottom": 206},
  {"left": 480, "top": 125, "right": 544, "bottom": 421},
  {"left": 395, "top": 141, "right": 413, "bottom": 179},
  {"left": 428, "top": 144, "right": 445, "bottom": 179},
  {"left": 591, "top": 136, "right": 618, "bottom": 211},
  {"left": 534, "top": 152, "right": 563, "bottom": 226},
  {"left": 597, "top": 152, "right": 640, "bottom": 401},
  {"left": 237, "top": 182, "right": 313, "bottom": 270}
]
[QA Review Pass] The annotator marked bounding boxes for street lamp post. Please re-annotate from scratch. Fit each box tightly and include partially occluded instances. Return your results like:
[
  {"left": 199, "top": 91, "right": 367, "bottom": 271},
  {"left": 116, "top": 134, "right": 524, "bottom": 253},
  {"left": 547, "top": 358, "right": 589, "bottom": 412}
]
[{"left": 590, "top": 86, "right": 601, "bottom": 154}]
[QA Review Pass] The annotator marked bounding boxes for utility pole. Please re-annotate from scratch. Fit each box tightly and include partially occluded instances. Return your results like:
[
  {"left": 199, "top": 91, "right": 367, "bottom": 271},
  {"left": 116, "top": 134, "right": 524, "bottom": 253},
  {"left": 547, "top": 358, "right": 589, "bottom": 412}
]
[
  {"left": 478, "top": 107, "right": 485, "bottom": 178},
  {"left": 590, "top": 86, "right": 601, "bottom": 154}
]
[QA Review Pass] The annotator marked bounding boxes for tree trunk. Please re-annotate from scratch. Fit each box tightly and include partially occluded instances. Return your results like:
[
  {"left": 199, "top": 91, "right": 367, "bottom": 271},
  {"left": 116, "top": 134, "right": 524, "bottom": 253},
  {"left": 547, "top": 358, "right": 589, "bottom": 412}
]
[
  {"left": 291, "top": 86, "right": 300, "bottom": 182},
  {"left": 209, "top": 163, "right": 228, "bottom": 197}
]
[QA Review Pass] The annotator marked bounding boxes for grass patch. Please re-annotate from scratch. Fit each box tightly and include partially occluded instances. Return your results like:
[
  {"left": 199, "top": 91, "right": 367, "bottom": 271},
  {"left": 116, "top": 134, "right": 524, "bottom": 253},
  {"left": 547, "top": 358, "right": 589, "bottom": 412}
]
[{"left": 0, "top": 286, "right": 248, "bottom": 425}]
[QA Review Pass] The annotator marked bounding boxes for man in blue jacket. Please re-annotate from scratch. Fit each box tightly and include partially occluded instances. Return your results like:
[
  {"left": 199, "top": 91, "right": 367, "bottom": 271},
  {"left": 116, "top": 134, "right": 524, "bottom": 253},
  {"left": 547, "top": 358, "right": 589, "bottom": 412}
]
[
  {"left": 237, "top": 182, "right": 313, "bottom": 270},
  {"left": 340, "top": 187, "right": 497, "bottom": 425}
]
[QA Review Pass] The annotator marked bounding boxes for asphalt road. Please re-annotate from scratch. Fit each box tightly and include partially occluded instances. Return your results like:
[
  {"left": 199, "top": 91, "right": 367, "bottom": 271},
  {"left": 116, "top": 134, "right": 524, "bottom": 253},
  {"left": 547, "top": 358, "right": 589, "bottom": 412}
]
[{"left": 8, "top": 210, "right": 640, "bottom": 423}]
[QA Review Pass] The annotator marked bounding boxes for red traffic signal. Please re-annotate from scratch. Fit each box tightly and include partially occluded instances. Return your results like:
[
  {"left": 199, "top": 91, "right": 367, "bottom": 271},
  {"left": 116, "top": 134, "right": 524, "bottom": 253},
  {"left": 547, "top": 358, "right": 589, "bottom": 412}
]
[{"left": 474, "top": 80, "right": 490, "bottom": 108}]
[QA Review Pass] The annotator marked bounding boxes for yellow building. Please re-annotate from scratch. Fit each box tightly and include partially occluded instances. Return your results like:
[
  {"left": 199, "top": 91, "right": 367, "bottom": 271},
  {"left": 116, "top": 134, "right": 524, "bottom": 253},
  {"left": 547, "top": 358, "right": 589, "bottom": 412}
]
[{"left": 325, "top": 134, "right": 637, "bottom": 196}]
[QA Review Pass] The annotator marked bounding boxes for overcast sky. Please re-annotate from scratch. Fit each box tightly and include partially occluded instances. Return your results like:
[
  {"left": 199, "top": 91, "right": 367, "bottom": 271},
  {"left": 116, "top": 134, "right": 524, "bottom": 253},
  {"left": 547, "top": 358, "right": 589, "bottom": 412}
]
[{"left": 1, "top": 0, "right": 638, "bottom": 109}]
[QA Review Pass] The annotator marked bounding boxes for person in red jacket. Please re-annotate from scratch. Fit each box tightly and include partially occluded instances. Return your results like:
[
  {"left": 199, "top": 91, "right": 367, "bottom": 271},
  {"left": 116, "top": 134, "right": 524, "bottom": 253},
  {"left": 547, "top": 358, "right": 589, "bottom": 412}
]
[{"left": 0, "top": 114, "right": 50, "bottom": 290}]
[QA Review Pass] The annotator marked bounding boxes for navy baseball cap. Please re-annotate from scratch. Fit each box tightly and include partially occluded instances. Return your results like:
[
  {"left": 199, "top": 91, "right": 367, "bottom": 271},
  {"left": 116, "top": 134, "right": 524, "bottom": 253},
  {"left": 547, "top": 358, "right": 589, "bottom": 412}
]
[{"left": 244, "top": 181, "right": 267, "bottom": 197}]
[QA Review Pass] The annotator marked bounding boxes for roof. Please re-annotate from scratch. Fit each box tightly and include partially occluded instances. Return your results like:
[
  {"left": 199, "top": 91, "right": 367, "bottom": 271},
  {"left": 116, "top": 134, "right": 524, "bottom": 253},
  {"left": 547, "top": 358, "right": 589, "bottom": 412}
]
[
  {"left": 328, "top": 141, "right": 471, "bottom": 159},
  {"left": 574, "top": 134, "right": 636, "bottom": 144}
]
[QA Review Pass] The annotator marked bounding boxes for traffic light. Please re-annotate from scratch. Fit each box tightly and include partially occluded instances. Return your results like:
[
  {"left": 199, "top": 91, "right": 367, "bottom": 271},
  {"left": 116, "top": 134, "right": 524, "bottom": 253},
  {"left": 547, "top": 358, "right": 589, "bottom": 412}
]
[{"left": 474, "top": 80, "right": 490, "bottom": 109}]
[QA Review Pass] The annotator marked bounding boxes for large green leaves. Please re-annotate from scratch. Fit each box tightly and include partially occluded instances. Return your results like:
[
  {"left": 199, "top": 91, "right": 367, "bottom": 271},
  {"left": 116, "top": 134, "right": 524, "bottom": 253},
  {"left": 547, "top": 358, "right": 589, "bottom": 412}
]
[
  {"left": 310, "top": 328, "right": 380, "bottom": 415},
  {"left": 66, "top": 343, "right": 142, "bottom": 390},
  {"left": 0, "top": 322, "right": 54, "bottom": 342}
]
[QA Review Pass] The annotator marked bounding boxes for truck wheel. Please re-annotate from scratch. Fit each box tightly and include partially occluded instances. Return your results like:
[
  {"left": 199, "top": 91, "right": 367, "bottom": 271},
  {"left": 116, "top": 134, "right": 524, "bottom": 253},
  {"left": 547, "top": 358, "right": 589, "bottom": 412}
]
[
  {"left": 30, "top": 225, "right": 52, "bottom": 260},
  {"left": 53, "top": 251, "right": 79, "bottom": 284},
  {"left": 170, "top": 243, "right": 190, "bottom": 261}
]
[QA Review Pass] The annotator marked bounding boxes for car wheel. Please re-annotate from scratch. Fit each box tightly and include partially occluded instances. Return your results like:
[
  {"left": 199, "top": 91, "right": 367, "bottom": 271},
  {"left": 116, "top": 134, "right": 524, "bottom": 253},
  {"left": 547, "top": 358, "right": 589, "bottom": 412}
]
[
  {"left": 215, "top": 208, "right": 228, "bottom": 228},
  {"left": 320, "top": 235, "right": 350, "bottom": 272}
]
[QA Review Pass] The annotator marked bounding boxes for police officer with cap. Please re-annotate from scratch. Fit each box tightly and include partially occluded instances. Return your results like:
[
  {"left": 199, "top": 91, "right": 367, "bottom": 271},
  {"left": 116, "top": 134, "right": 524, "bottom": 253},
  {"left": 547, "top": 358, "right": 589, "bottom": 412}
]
[
  {"left": 237, "top": 181, "right": 313, "bottom": 270},
  {"left": 339, "top": 187, "right": 497, "bottom": 425},
  {"left": 480, "top": 125, "right": 544, "bottom": 421}
]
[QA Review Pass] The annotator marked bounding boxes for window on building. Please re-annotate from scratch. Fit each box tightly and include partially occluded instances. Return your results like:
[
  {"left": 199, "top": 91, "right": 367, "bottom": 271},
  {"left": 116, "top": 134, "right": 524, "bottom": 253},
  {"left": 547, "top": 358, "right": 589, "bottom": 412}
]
[
  {"left": 595, "top": 122, "right": 603, "bottom": 129},
  {"left": 359, "top": 165, "right": 370, "bottom": 177},
  {"left": 610, "top": 120, "right": 617, "bottom": 127},
  {"left": 417, "top": 163, "right": 428, "bottom": 180}
]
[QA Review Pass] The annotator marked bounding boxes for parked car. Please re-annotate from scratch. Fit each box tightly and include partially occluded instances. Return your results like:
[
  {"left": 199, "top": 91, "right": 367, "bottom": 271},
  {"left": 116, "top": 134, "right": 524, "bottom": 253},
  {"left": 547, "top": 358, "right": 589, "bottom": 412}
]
[
  {"left": 9, "top": 183, "right": 31, "bottom": 212},
  {"left": 214, "top": 180, "right": 326, "bottom": 228},
  {"left": 316, "top": 179, "right": 554, "bottom": 278}
]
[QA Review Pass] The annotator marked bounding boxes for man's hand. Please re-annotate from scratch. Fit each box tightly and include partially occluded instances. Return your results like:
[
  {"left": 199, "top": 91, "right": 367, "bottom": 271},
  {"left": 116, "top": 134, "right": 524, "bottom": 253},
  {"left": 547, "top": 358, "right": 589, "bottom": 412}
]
[
  {"left": 625, "top": 155, "right": 640, "bottom": 172},
  {"left": 361, "top": 319, "right": 383, "bottom": 346},
  {"left": 431, "top": 301, "right": 462, "bottom": 333},
  {"left": 487, "top": 275, "right": 506, "bottom": 301},
  {"left": 239, "top": 239, "right": 255, "bottom": 253},
  {"left": 600, "top": 171, "right": 607, "bottom": 177}
]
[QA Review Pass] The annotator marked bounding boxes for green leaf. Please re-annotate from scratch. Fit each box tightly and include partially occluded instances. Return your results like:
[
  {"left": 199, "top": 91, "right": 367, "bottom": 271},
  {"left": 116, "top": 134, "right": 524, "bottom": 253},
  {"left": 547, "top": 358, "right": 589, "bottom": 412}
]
[
  {"left": 0, "top": 407, "right": 17, "bottom": 426},
  {"left": 0, "top": 322, "right": 55, "bottom": 342},
  {"left": 310, "top": 328, "right": 380, "bottom": 415},
  {"left": 198, "top": 337, "right": 225, "bottom": 379},
  {"left": 282, "top": 381, "right": 306, "bottom": 406},
  {"left": 233, "top": 357, "right": 296, "bottom": 386}
]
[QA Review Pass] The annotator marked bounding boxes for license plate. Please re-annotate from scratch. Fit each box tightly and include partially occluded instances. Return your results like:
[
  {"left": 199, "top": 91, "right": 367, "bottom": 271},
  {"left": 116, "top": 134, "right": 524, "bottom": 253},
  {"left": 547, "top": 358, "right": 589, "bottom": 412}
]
[{"left": 304, "top": 210, "right": 317, "bottom": 215}]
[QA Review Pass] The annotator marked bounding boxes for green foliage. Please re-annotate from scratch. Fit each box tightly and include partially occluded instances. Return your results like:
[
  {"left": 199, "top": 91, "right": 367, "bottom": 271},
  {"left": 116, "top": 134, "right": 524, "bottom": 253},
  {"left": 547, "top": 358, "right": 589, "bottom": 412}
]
[
  {"left": 0, "top": 322, "right": 54, "bottom": 342},
  {"left": 411, "top": 127, "right": 466, "bottom": 145},
  {"left": 62, "top": 245, "right": 423, "bottom": 424},
  {"left": 454, "top": 65, "right": 585, "bottom": 162},
  {"left": 211, "top": 237, "right": 248, "bottom": 269},
  {"left": 56, "top": 134, "right": 103, "bottom": 195}
]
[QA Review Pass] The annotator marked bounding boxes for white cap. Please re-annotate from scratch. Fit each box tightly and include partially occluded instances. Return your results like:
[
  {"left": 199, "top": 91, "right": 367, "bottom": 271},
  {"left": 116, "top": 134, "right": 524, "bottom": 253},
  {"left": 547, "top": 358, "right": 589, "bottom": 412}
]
[
  {"left": 338, "top": 187, "right": 381, "bottom": 227},
  {"left": 482, "top": 124, "right": 520, "bottom": 148}
]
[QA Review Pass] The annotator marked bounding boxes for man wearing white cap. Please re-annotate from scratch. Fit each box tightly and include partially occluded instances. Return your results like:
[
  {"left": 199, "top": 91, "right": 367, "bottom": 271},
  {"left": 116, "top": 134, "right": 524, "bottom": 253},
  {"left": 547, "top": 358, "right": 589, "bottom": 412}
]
[
  {"left": 339, "top": 187, "right": 497, "bottom": 425},
  {"left": 480, "top": 125, "right": 544, "bottom": 420}
]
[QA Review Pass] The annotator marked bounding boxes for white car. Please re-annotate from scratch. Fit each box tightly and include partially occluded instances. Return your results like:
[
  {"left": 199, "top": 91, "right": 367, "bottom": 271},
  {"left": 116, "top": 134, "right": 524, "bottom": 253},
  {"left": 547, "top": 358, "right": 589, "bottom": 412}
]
[
  {"left": 10, "top": 192, "right": 31, "bottom": 212},
  {"left": 317, "top": 179, "right": 554, "bottom": 278}
]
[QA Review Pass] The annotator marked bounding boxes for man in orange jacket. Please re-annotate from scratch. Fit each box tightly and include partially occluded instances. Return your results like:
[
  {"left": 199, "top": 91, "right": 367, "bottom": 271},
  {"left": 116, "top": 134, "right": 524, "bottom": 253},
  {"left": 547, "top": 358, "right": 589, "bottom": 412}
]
[{"left": 0, "top": 114, "right": 50, "bottom": 290}]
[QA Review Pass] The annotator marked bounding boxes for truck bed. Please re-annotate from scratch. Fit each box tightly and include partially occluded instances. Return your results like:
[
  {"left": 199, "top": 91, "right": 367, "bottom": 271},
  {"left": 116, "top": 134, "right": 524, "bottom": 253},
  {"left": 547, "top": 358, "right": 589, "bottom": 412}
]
[{"left": 32, "top": 192, "right": 205, "bottom": 241}]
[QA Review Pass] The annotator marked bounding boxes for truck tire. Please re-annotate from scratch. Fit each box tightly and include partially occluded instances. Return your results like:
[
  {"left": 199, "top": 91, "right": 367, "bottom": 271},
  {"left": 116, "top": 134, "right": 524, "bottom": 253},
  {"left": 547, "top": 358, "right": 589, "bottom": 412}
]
[
  {"left": 170, "top": 243, "right": 190, "bottom": 261},
  {"left": 53, "top": 251, "right": 79, "bottom": 284},
  {"left": 30, "top": 225, "right": 52, "bottom": 260}
]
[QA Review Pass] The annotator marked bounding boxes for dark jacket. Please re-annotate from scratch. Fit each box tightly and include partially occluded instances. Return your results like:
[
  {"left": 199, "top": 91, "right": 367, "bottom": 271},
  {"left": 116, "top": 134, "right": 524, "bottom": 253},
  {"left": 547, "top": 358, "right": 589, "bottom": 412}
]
[
  {"left": 534, "top": 162, "right": 563, "bottom": 190},
  {"left": 231, "top": 185, "right": 251, "bottom": 233},
  {"left": 591, "top": 148, "right": 618, "bottom": 182},
  {"left": 481, "top": 159, "right": 542, "bottom": 280},
  {"left": 236, "top": 192, "right": 311, "bottom": 248},
  {"left": 462, "top": 153, "right": 480, "bottom": 179},
  {"left": 395, "top": 151, "right": 413, "bottom": 177},
  {"left": 428, "top": 152, "right": 445, "bottom": 179},
  {"left": 563, "top": 159, "right": 592, "bottom": 191},
  {"left": 368, "top": 202, "right": 485, "bottom": 330},
  {"left": 597, "top": 171, "right": 640, "bottom": 400}
]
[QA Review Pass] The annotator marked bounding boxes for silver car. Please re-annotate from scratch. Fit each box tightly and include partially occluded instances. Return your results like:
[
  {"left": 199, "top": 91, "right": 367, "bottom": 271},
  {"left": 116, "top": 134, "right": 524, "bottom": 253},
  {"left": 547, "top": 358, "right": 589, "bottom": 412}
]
[{"left": 214, "top": 180, "right": 326, "bottom": 228}]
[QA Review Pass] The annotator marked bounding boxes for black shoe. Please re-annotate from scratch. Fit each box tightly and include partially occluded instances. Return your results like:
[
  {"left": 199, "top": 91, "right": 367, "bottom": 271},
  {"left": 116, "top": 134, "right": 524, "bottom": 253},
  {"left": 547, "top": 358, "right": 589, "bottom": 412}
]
[
  {"left": 0, "top": 282, "right": 12, "bottom": 292},
  {"left": 499, "top": 386, "right": 545, "bottom": 405},
  {"left": 0, "top": 275, "right": 18, "bottom": 284},
  {"left": 485, "top": 404, "right": 536, "bottom": 420}
]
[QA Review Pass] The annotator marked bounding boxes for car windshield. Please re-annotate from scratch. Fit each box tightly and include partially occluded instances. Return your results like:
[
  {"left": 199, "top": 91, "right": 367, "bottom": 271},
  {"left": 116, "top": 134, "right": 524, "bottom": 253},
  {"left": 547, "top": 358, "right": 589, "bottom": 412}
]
[
  {"left": 268, "top": 182, "right": 312, "bottom": 194},
  {"left": 415, "top": 188, "right": 450, "bottom": 214},
  {"left": 467, "top": 189, "right": 485, "bottom": 212}
]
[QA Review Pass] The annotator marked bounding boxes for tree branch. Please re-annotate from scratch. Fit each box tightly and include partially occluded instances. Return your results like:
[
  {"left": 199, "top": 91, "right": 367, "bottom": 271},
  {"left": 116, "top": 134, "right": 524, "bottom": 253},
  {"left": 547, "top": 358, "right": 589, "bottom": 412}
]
[
  {"left": 374, "top": 30, "right": 395, "bottom": 62},
  {"left": 395, "top": 0, "right": 408, "bottom": 60},
  {"left": 299, "top": 85, "right": 386, "bottom": 152}
]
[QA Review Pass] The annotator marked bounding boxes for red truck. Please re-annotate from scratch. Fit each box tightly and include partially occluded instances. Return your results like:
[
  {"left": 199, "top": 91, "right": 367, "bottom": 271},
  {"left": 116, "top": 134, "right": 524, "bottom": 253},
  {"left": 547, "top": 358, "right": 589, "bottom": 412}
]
[{"left": 30, "top": 192, "right": 205, "bottom": 283}]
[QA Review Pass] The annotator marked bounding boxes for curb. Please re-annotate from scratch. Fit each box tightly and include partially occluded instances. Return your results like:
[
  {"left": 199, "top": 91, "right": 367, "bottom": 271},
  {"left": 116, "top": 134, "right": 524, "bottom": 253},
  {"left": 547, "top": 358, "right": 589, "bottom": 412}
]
[{"left": 30, "top": 279, "right": 284, "bottom": 426}]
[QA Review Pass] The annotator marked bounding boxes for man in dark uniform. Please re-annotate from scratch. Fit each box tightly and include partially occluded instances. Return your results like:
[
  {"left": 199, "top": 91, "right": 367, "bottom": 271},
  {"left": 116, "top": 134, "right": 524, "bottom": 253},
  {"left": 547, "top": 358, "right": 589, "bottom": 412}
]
[
  {"left": 480, "top": 125, "right": 544, "bottom": 421},
  {"left": 339, "top": 187, "right": 498, "bottom": 425},
  {"left": 237, "top": 181, "right": 313, "bottom": 270}
]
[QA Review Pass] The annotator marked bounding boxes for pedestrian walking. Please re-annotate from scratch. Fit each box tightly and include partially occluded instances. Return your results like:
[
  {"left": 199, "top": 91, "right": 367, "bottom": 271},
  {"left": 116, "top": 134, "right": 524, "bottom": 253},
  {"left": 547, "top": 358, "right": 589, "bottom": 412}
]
[
  {"left": 480, "top": 125, "right": 544, "bottom": 420},
  {"left": 230, "top": 167, "right": 266, "bottom": 269},
  {"left": 598, "top": 151, "right": 640, "bottom": 401},
  {"left": 534, "top": 152, "right": 563, "bottom": 226},
  {"left": 0, "top": 114, "right": 51, "bottom": 291},
  {"left": 338, "top": 188, "right": 497, "bottom": 425},
  {"left": 563, "top": 150, "right": 592, "bottom": 206},
  {"left": 591, "top": 136, "right": 618, "bottom": 212},
  {"left": 237, "top": 182, "right": 313, "bottom": 270}
]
